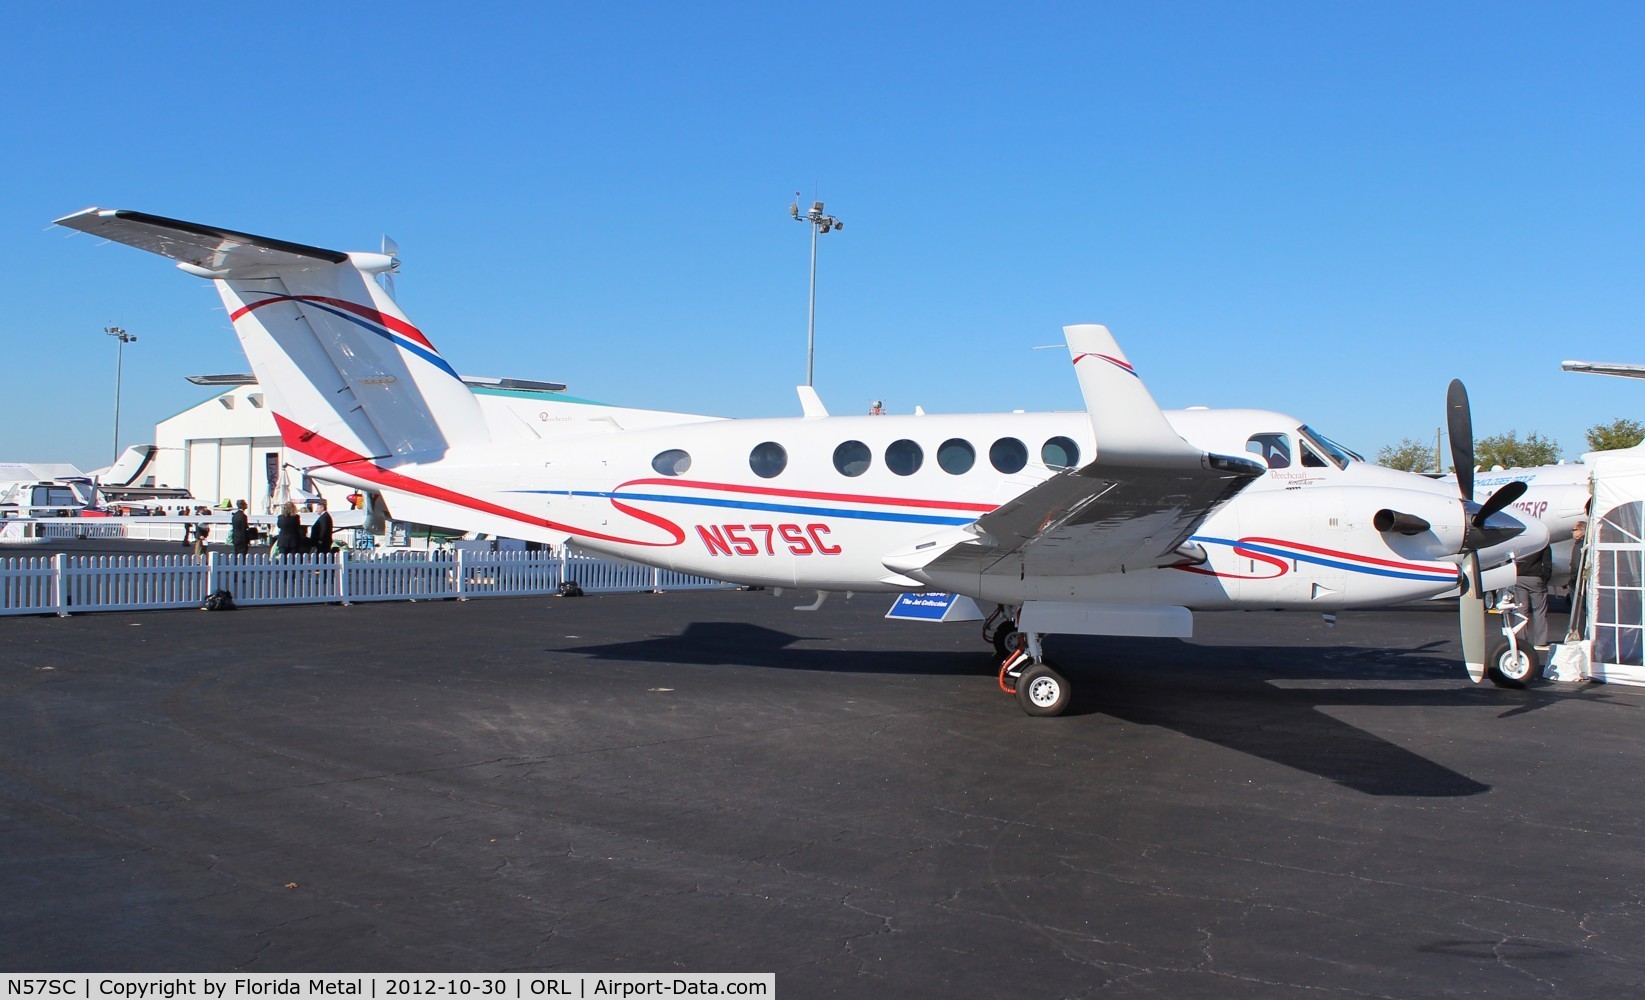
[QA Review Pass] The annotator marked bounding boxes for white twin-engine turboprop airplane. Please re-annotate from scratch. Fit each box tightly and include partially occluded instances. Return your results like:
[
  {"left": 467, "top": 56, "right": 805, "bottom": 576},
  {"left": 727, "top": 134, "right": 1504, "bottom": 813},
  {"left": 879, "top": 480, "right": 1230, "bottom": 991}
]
[{"left": 56, "top": 208, "right": 1548, "bottom": 716}]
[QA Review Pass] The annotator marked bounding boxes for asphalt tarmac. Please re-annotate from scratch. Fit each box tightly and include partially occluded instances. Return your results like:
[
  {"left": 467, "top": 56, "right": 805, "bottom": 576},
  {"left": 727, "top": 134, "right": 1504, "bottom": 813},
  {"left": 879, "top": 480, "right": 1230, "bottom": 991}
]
[{"left": 2, "top": 591, "right": 1641, "bottom": 997}]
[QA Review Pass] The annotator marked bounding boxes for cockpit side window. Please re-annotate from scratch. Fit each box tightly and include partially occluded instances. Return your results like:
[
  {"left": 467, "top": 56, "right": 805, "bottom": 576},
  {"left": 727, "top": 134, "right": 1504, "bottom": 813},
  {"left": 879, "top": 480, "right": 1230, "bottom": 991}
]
[
  {"left": 1297, "top": 425, "right": 1358, "bottom": 470},
  {"left": 1300, "top": 442, "right": 1329, "bottom": 468},
  {"left": 1246, "top": 433, "right": 1291, "bottom": 469}
]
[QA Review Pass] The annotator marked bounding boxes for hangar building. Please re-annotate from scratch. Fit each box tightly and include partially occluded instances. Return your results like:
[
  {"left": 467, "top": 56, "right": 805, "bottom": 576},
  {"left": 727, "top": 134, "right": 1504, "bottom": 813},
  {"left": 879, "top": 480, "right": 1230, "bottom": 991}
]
[{"left": 143, "top": 374, "right": 574, "bottom": 517}]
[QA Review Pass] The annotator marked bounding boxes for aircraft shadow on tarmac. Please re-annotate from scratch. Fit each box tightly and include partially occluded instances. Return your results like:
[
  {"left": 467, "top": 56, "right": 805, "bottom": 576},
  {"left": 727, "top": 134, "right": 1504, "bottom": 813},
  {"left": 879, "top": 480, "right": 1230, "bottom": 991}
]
[{"left": 560, "top": 621, "right": 1616, "bottom": 799}]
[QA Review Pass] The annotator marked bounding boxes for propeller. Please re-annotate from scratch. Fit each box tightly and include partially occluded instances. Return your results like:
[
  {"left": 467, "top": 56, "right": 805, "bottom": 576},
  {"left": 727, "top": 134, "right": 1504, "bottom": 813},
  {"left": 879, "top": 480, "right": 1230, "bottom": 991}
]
[{"left": 1445, "top": 379, "right": 1532, "bottom": 682}]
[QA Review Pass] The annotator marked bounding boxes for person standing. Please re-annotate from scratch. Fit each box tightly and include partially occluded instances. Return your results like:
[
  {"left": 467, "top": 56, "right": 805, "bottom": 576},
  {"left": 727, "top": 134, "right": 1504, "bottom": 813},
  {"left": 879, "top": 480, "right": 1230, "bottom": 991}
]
[
  {"left": 1514, "top": 544, "right": 1554, "bottom": 650},
  {"left": 1567, "top": 520, "right": 1588, "bottom": 596},
  {"left": 274, "top": 501, "right": 305, "bottom": 557},
  {"left": 229, "top": 499, "right": 253, "bottom": 556},
  {"left": 308, "top": 499, "right": 334, "bottom": 554},
  {"left": 1561, "top": 518, "right": 1591, "bottom": 638}
]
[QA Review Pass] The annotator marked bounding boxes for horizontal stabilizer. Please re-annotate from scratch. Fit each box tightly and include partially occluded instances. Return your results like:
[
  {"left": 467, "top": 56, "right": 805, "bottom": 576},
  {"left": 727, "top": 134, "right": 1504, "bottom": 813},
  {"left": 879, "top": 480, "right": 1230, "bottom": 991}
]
[{"left": 54, "top": 208, "right": 352, "bottom": 277}]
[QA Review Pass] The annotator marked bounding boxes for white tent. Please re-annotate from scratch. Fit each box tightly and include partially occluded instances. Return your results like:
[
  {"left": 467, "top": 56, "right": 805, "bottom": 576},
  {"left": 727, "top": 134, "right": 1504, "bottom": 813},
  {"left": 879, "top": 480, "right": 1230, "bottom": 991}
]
[{"left": 1583, "top": 449, "right": 1645, "bottom": 685}]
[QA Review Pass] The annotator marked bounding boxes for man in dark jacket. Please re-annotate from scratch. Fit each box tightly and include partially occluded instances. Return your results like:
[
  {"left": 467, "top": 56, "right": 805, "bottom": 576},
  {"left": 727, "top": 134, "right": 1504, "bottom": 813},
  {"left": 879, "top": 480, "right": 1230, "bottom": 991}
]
[
  {"left": 1567, "top": 520, "right": 1587, "bottom": 596},
  {"left": 1514, "top": 544, "right": 1553, "bottom": 649},
  {"left": 229, "top": 499, "right": 253, "bottom": 555},
  {"left": 308, "top": 499, "right": 334, "bottom": 554}
]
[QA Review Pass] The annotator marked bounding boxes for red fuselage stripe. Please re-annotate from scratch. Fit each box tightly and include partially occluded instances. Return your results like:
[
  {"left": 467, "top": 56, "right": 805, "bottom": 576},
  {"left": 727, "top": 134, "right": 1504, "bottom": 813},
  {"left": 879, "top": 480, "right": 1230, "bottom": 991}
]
[
  {"left": 272, "top": 414, "right": 681, "bottom": 547},
  {"left": 610, "top": 477, "right": 996, "bottom": 513}
]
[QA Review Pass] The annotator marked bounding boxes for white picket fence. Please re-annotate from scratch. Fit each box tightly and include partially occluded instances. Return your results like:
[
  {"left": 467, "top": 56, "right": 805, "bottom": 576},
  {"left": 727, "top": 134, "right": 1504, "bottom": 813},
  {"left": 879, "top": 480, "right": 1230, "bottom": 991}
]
[{"left": 0, "top": 549, "right": 733, "bottom": 617}]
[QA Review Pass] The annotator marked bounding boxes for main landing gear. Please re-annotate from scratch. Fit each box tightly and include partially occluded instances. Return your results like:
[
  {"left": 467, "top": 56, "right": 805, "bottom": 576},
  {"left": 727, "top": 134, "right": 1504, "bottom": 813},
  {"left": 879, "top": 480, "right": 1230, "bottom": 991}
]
[{"left": 985, "top": 607, "right": 1070, "bottom": 717}]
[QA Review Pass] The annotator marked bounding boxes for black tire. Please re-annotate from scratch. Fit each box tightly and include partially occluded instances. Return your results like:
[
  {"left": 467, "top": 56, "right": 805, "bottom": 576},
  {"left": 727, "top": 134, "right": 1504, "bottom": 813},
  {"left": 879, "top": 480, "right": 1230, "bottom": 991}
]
[
  {"left": 1015, "top": 663, "right": 1070, "bottom": 717},
  {"left": 992, "top": 621, "right": 1023, "bottom": 661},
  {"left": 1485, "top": 636, "right": 1541, "bottom": 688}
]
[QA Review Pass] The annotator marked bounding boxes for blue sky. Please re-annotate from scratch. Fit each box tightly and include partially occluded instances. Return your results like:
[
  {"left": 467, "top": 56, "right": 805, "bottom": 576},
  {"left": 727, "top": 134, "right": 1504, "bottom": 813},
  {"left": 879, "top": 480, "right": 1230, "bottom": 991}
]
[{"left": 3, "top": 3, "right": 1642, "bottom": 472}]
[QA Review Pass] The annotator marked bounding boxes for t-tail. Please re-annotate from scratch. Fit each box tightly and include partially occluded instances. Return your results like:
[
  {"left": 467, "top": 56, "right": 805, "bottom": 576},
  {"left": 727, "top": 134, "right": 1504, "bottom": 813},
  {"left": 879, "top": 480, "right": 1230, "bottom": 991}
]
[{"left": 53, "top": 209, "right": 491, "bottom": 473}]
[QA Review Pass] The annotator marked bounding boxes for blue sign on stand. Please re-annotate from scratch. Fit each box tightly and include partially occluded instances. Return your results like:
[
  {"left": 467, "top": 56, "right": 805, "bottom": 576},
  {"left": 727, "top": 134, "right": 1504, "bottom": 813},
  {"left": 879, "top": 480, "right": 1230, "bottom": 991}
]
[{"left": 885, "top": 592, "right": 983, "bottom": 622}]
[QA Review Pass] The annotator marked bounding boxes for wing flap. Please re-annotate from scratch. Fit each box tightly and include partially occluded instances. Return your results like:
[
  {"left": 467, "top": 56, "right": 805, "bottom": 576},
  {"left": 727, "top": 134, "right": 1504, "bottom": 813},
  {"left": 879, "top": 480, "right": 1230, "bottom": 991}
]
[{"left": 952, "top": 460, "right": 1257, "bottom": 577}]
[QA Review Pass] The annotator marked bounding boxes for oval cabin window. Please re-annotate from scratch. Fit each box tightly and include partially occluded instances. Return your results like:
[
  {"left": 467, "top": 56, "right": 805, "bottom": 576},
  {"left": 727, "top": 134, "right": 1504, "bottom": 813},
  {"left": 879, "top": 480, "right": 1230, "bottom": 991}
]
[
  {"left": 749, "top": 441, "right": 788, "bottom": 479},
  {"left": 652, "top": 449, "right": 692, "bottom": 476}
]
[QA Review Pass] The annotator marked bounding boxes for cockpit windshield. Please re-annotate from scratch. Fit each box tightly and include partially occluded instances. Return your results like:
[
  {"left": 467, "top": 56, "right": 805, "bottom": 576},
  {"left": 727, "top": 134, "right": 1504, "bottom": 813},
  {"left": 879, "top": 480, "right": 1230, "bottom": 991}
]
[{"left": 1297, "top": 425, "right": 1362, "bottom": 470}]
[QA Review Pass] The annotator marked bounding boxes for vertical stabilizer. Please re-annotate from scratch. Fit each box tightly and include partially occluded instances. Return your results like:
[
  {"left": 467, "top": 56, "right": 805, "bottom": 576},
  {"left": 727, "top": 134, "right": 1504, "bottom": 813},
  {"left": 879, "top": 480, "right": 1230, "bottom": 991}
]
[{"left": 54, "top": 209, "right": 490, "bottom": 466}]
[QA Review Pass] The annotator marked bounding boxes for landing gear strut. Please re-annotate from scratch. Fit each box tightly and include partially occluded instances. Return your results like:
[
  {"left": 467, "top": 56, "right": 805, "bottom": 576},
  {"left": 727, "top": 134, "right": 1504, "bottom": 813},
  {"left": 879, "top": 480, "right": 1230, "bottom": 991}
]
[
  {"left": 1486, "top": 592, "right": 1542, "bottom": 688},
  {"left": 995, "top": 626, "right": 1071, "bottom": 717},
  {"left": 983, "top": 606, "right": 1024, "bottom": 661}
]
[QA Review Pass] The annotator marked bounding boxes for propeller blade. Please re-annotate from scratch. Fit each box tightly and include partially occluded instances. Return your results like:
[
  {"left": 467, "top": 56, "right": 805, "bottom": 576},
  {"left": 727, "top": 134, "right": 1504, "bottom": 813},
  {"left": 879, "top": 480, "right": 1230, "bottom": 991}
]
[
  {"left": 1446, "top": 379, "right": 1474, "bottom": 502},
  {"left": 1473, "top": 480, "right": 1528, "bottom": 527},
  {"left": 1459, "top": 551, "right": 1487, "bottom": 683}
]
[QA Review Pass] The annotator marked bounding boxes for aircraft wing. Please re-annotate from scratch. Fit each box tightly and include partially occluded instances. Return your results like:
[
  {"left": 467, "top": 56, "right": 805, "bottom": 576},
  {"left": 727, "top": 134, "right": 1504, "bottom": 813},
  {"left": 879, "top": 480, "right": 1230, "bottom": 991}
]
[
  {"left": 931, "top": 456, "right": 1259, "bottom": 579},
  {"left": 1561, "top": 360, "right": 1645, "bottom": 380},
  {"left": 885, "top": 325, "right": 1264, "bottom": 584}
]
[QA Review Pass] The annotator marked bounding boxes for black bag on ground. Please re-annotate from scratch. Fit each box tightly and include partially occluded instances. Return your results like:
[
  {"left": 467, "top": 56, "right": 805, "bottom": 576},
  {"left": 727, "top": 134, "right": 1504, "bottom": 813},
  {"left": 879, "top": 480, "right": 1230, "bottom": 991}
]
[
  {"left": 555, "top": 581, "right": 584, "bottom": 598},
  {"left": 202, "top": 589, "right": 237, "bottom": 611}
]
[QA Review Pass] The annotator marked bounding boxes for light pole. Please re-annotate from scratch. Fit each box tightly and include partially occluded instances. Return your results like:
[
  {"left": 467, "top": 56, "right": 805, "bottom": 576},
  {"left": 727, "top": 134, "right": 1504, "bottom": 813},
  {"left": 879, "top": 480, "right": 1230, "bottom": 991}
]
[
  {"left": 789, "top": 196, "right": 843, "bottom": 387},
  {"left": 105, "top": 325, "right": 137, "bottom": 463}
]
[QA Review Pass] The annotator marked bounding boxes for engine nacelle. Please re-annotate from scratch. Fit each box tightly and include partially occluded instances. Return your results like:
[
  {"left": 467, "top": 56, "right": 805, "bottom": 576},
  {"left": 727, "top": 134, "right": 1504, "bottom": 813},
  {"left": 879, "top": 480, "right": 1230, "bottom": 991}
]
[{"left": 1360, "top": 488, "right": 1471, "bottom": 560}]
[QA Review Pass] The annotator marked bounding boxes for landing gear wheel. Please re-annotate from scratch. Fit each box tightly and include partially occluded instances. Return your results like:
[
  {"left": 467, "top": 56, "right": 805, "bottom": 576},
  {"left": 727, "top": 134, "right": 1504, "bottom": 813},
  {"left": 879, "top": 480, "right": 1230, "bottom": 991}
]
[
  {"left": 992, "top": 621, "right": 1024, "bottom": 661},
  {"left": 1015, "top": 663, "right": 1070, "bottom": 717},
  {"left": 1486, "top": 637, "right": 1541, "bottom": 688}
]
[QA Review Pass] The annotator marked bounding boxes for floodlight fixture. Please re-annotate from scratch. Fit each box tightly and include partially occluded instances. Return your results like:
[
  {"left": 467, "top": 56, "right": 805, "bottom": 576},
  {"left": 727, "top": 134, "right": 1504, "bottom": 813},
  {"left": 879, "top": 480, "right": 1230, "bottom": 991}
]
[
  {"left": 790, "top": 194, "right": 844, "bottom": 387},
  {"left": 105, "top": 325, "right": 137, "bottom": 464}
]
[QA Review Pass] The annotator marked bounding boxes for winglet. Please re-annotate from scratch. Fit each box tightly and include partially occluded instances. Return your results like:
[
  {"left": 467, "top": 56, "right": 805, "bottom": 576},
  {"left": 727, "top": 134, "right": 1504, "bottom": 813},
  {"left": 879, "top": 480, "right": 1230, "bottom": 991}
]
[{"left": 1064, "top": 324, "right": 1203, "bottom": 468}]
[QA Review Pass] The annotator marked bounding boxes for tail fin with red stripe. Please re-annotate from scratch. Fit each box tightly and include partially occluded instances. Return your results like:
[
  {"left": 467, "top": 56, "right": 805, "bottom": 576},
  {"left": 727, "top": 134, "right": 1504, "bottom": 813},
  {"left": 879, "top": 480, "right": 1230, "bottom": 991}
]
[{"left": 54, "top": 208, "right": 490, "bottom": 466}]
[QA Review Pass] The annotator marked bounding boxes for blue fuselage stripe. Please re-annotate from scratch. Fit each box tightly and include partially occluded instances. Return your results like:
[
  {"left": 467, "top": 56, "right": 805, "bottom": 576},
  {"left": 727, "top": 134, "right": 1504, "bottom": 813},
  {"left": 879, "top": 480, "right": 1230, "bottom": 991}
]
[{"left": 519, "top": 490, "right": 976, "bottom": 526}]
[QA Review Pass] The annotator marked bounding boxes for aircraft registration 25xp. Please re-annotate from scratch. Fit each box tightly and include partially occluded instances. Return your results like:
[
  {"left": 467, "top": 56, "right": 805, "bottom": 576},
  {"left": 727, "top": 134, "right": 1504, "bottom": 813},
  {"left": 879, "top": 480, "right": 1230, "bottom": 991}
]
[{"left": 55, "top": 208, "right": 1546, "bottom": 715}]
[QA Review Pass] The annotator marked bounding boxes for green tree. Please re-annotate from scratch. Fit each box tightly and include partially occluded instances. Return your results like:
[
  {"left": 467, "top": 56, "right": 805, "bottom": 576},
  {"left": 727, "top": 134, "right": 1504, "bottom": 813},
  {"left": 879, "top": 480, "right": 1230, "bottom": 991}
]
[
  {"left": 1586, "top": 417, "right": 1645, "bottom": 452},
  {"left": 1376, "top": 437, "right": 1440, "bottom": 473},
  {"left": 1474, "top": 431, "right": 1560, "bottom": 470}
]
